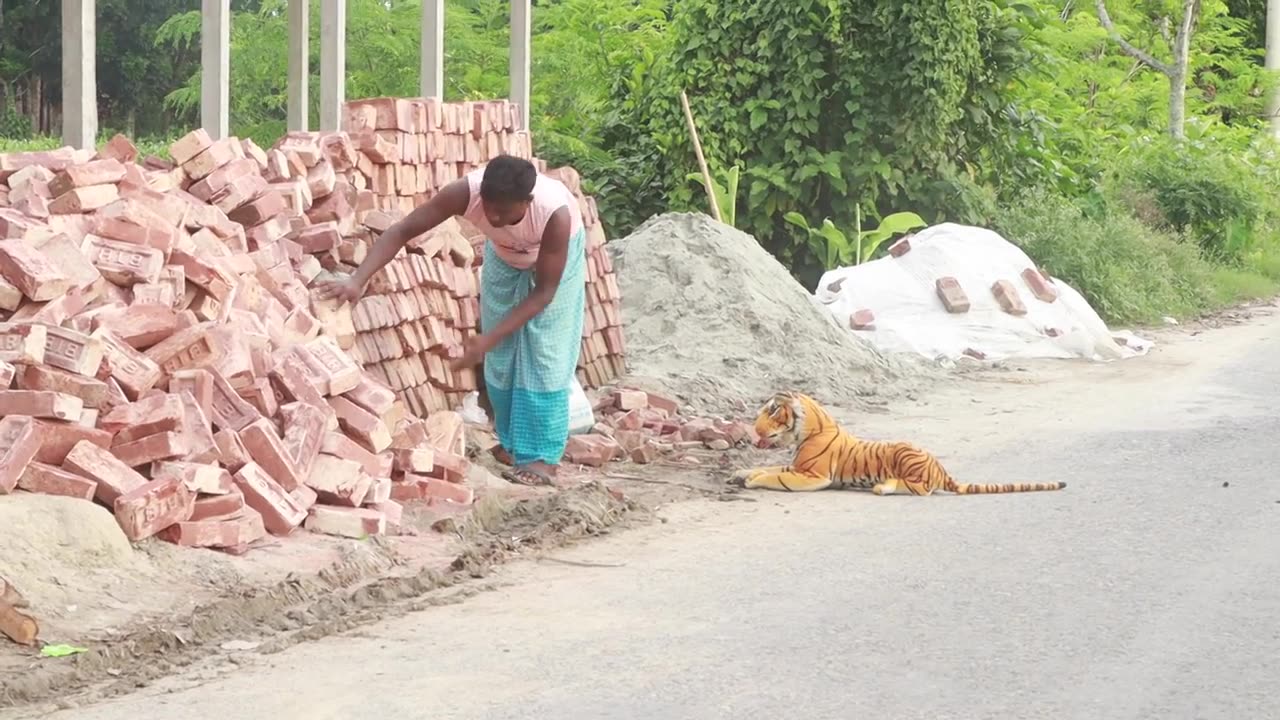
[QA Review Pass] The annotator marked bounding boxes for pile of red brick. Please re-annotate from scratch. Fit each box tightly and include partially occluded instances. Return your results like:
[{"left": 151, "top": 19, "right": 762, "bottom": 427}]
[
  {"left": 338, "top": 97, "right": 626, "bottom": 393},
  {"left": 0, "top": 125, "right": 484, "bottom": 551},
  {"left": 563, "top": 388, "right": 756, "bottom": 468}
]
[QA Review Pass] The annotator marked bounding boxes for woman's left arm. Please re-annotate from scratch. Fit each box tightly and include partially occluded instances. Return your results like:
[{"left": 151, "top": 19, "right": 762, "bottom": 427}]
[{"left": 452, "top": 208, "right": 572, "bottom": 368}]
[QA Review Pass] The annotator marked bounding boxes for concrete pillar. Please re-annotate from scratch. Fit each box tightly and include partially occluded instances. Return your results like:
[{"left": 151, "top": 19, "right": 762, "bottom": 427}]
[
  {"left": 420, "top": 0, "right": 445, "bottom": 98},
  {"left": 287, "top": 0, "right": 309, "bottom": 131},
  {"left": 510, "top": 0, "right": 531, "bottom": 130},
  {"left": 319, "top": 0, "right": 346, "bottom": 131},
  {"left": 1268, "top": 0, "right": 1280, "bottom": 137},
  {"left": 60, "top": 0, "right": 98, "bottom": 150},
  {"left": 200, "top": 0, "right": 230, "bottom": 140}
]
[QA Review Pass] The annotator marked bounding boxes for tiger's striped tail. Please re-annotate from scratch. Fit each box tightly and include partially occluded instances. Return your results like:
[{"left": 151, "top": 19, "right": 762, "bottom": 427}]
[{"left": 947, "top": 480, "right": 1067, "bottom": 494}]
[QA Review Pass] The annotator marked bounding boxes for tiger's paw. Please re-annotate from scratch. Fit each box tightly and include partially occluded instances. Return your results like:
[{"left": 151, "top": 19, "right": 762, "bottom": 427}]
[{"left": 727, "top": 469, "right": 753, "bottom": 488}]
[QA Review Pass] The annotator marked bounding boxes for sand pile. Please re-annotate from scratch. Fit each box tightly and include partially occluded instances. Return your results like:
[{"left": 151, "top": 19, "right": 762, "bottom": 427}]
[{"left": 609, "top": 213, "right": 929, "bottom": 415}]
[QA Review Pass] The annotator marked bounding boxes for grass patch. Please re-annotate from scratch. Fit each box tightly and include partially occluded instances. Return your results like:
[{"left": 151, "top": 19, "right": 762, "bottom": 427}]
[{"left": 1, "top": 135, "right": 174, "bottom": 160}]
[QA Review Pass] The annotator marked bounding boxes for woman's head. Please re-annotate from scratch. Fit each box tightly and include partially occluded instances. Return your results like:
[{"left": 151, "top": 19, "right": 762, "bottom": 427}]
[{"left": 479, "top": 155, "right": 537, "bottom": 227}]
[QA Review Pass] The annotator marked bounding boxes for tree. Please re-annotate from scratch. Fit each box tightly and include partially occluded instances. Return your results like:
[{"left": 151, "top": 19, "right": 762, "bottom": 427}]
[{"left": 1096, "top": 0, "right": 1203, "bottom": 139}]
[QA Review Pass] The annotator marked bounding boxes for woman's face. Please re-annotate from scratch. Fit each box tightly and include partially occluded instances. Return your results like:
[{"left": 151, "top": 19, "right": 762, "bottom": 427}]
[{"left": 484, "top": 198, "right": 532, "bottom": 227}]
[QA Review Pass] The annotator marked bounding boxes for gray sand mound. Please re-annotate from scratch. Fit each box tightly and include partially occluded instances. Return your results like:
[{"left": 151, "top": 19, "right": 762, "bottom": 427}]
[{"left": 609, "top": 213, "right": 929, "bottom": 415}]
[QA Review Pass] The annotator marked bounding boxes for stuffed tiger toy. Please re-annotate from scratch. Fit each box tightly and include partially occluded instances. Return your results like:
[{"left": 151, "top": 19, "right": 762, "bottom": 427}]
[{"left": 729, "top": 391, "right": 1066, "bottom": 495}]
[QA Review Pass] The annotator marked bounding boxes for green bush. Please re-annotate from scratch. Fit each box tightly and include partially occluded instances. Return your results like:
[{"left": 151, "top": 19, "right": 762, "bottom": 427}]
[
  {"left": 1109, "top": 135, "right": 1269, "bottom": 263},
  {"left": 993, "top": 189, "right": 1221, "bottom": 323}
]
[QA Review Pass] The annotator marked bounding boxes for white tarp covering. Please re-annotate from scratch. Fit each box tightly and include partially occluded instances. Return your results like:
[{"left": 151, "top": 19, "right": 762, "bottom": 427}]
[{"left": 813, "top": 223, "right": 1152, "bottom": 362}]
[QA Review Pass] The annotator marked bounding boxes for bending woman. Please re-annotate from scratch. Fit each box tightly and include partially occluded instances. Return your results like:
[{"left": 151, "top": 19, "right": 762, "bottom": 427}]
[{"left": 316, "top": 154, "right": 587, "bottom": 486}]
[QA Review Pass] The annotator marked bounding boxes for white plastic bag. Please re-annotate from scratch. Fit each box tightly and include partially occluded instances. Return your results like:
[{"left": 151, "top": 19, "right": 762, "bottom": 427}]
[
  {"left": 459, "top": 391, "right": 489, "bottom": 424},
  {"left": 568, "top": 376, "right": 595, "bottom": 435}
]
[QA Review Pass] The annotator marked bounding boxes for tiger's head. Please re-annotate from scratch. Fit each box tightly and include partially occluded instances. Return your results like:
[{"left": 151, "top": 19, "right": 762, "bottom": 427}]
[{"left": 752, "top": 391, "right": 822, "bottom": 448}]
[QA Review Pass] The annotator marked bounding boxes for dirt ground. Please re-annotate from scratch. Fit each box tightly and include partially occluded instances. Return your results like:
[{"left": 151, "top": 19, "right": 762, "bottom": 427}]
[{"left": 0, "top": 298, "right": 1269, "bottom": 712}]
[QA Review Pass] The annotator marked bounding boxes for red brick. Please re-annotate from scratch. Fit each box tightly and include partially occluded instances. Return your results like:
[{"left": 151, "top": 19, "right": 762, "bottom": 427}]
[
  {"left": 564, "top": 434, "right": 621, "bottom": 467},
  {"left": 176, "top": 390, "right": 219, "bottom": 463},
  {"left": 190, "top": 491, "right": 245, "bottom": 521},
  {"left": 93, "top": 328, "right": 163, "bottom": 400},
  {"left": 300, "top": 336, "right": 361, "bottom": 395},
  {"left": 935, "top": 277, "right": 970, "bottom": 314},
  {"left": 615, "top": 390, "right": 647, "bottom": 411},
  {"left": 112, "top": 431, "right": 189, "bottom": 467},
  {"left": 232, "top": 462, "right": 307, "bottom": 535},
  {"left": 306, "top": 454, "right": 372, "bottom": 507},
  {"left": 82, "top": 235, "right": 165, "bottom": 287},
  {"left": 0, "top": 323, "right": 46, "bottom": 365},
  {"left": 421, "top": 476, "right": 474, "bottom": 506},
  {"left": 393, "top": 447, "right": 434, "bottom": 474},
  {"left": 113, "top": 475, "right": 194, "bottom": 541},
  {"left": 17, "top": 461, "right": 97, "bottom": 500},
  {"left": 0, "top": 390, "right": 83, "bottom": 421},
  {"left": 158, "top": 508, "right": 266, "bottom": 549},
  {"left": 0, "top": 416, "right": 41, "bottom": 494},
  {"left": 423, "top": 410, "right": 465, "bottom": 455},
  {"left": 228, "top": 190, "right": 287, "bottom": 227},
  {"left": 182, "top": 138, "right": 240, "bottom": 180},
  {"left": 304, "top": 505, "right": 385, "bottom": 538},
  {"left": 207, "top": 368, "right": 261, "bottom": 432},
  {"left": 369, "top": 499, "right": 402, "bottom": 527},
  {"left": 95, "top": 134, "right": 139, "bottom": 164},
  {"left": 188, "top": 158, "right": 260, "bottom": 202},
  {"left": 239, "top": 418, "right": 302, "bottom": 491},
  {"left": 327, "top": 396, "right": 391, "bottom": 453},
  {"left": 102, "top": 393, "right": 184, "bottom": 444},
  {"left": 1021, "top": 267, "right": 1059, "bottom": 304},
  {"left": 293, "top": 222, "right": 340, "bottom": 253},
  {"left": 169, "top": 129, "right": 214, "bottom": 166},
  {"left": 153, "top": 460, "right": 234, "bottom": 494},
  {"left": 168, "top": 368, "right": 214, "bottom": 418},
  {"left": 17, "top": 364, "right": 116, "bottom": 409},
  {"left": 629, "top": 442, "right": 659, "bottom": 465},
  {"left": 290, "top": 483, "right": 318, "bottom": 511},
  {"left": 0, "top": 360, "right": 14, "bottom": 388},
  {"left": 991, "top": 279, "right": 1027, "bottom": 316},
  {"left": 30, "top": 419, "right": 111, "bottom": 465},
  {"left": 145, "top": 321, "right": 226, "bottom": 375},
  {"left": 48, "top": 184, "right": 119, "bottom": 214},
  {"left": 644, "top": 392, "right": 679, "bottom": 415},
  {"left": 279, "top": 401, "right": 327, "bottom": 476},
  {"left": 269, "top": 351, "right": 329, "bottom": 409},
  {"left": 320, "top": 431, "right": 391, "bottom": 478},
  {"left": 0, "top": 240, "right": 71, "bottom": 301},
  {"left": 63, "top": 439, "right": 147, "bottom": 506},
  {"left": 214, "top": 428, "right": 250, "bottom": 471},
  {"left": 888, "top": 237, "right": 912, "bottom": 257},
  {"left": 40, "top": 326, "right": 104, "bottom": 378},
  {"left": 48, "top": 159, "right": 127, "bottom": 197},
  {"left": 849, "top": 309, "right": 876, "bottom": 330}
]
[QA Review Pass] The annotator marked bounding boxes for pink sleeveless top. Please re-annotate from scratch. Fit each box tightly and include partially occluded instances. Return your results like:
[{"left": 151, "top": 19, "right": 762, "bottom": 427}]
[{"left": 462, "top": 168, "right": 583, "bottom": 269}]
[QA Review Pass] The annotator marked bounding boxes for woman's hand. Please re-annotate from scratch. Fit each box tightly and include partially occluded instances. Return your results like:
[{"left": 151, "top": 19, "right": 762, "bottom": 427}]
[
  {"left": 451, "top": 334, "right": 497, "bottom": 370},
  {"left": 314, "top": 274, "right": 366, "bottom": 304}
]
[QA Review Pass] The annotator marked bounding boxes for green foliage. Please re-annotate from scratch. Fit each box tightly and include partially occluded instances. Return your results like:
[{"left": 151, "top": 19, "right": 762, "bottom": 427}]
[
  {"left": 686, "top": 163, "right": 742, "bottom": 228},
  {"left": 994, "top": 189, "right": 1221, "bottom": 323},
  {"left": 784, "top": 208, "right": 926, "bottom": 268}
]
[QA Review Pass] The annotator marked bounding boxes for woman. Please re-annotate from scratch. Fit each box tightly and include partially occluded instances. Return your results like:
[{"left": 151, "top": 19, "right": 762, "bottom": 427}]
[{"left": 316, "top": 154, "right": 587, "bottom": 486}]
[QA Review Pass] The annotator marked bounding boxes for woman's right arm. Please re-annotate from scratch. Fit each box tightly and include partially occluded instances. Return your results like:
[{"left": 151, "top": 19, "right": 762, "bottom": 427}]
[{"left": 316, "top": 178, "right": 470, "bottom": 300}]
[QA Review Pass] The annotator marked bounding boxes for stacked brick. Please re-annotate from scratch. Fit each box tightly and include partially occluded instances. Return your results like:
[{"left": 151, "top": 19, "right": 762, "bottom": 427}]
[
  {"left": 0, "top": 128, "right": 477, "bottom": 552},
  {"left": 336, "top": 97, "right": 627, "bottom": 391}
]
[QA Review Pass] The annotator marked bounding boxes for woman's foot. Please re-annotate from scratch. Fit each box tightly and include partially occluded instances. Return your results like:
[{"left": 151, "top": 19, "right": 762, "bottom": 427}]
[
  {"left": 502, "top": 461, "right": 558, "bottom": 486},
  {"left": 490, "top": 446, "right": 514, "bottom": 466}
]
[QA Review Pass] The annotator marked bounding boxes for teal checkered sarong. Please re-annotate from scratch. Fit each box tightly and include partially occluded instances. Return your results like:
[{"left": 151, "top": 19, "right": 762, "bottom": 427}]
[{"left": 480, "top": 228, "right": 586, "bottom": 465}]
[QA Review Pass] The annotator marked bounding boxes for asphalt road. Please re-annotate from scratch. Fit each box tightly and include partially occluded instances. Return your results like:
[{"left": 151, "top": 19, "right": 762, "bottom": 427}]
[{"left": 31, "top": 315, "right": 1280, "bottom": 720}]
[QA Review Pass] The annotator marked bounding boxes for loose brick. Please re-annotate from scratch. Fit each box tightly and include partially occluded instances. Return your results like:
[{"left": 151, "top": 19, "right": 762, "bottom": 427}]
[
  {"left": 615, "top": 390, "right": 647, "bottom": 411},
  {"left": 935, "top": 277, "right": 970, "bottom": 314},
  {"left": 0, "top": 323, "right": 46, "bottom": 365},
  {"left": 145, "top": 321, "right": 225, "bottom": 375},
  {"left": 307, "top": 454, "right": 372, "bottom": 506},
  {"left": 629, "top": 442, "right": 659, "bottom": 465},
  {"left": 232, "top": 462, "right": 307, "bottom": 535},
  {"left": 370, "top": 499, "right": 402, "bottom": 527},
  {"left": 207, "top": 369, "right": 261, "bottom": 432},
  {"left": 304, "top": 505, "right": 385, "bottom": 538},
  {"left": 421, "top": 475, "right": 474, "bottom": 506},
  {"left": 169, "top": 129, "right": 214, "bottom": 166},
  {"left": 393, "top": 447, "right": 434, "bottom": 474},
  {"left": 96, "top": 134, "right": 139, "bottom": 164},
  {"left": 644, "top": 392, "right": 679, "bottom": 415},
  {"left": 0, "top": 390, "right": 83, "bottom": 421},
  {"left": 0, "top": 416, "right": 41, "bottom": 494},
  {"left": 327, "top": 396, "right": 391, "bottom": 453},
  {"left": 93, "top": 328, "right": 162, "bottom": 400},
  {"left": 320, "top": 431, "right": 391, "bottom": 478},
  {"left": 30, "top": 419, "right": 111, "bottom": 465},
  {"left": 17, "top": 461, "right": 97, "bottom": 500},
  {"left": 214, "top": 428, "right": 251, "bottom": 471},
  {"left": 189, "top": 491, "right": 245, "bottom": 521},
  {"left": 82, "top": 235, "right": 165, "bottom": 286},
  {"left": 168, "top": 368, "right": 214, "bottom": 418},
  {"left": 564, "top": 434, "right": 621, "bottom": 467},
  {"left": 153, "top": 460, "right": 234, "bottom": 495},
  {"left": 991, "top": 279, "right": 1027, "bottom": 316},
  {"left": 63, "top": 440, "right": 147, "bottom": 505},
  {"left": 113, "top": 475, "right": 194, "bottom": 541},
  {"left": 182, "top": 138, "right": 240, "bottom": 180},
  {"left": 48, "top": 183, "right": 119, "bottom": 214},
  {"left": 102, "top": 393, "right": 184, "bottom": 444},
  {"left": 112, "top": 431, "right": 189, "bottom": 467},
  {"left": 300, "top": 336, "right": 361, "bottom": 395},
  {"left": 0, "top": 240, "right": 71, "bottom": 301},
  {"left": 279, "top": 401, "right": 327, "bottom": 477},
  {"left": 0, "top": 360, "right": 14, "bottom": 388},
  {"left": 849, "top": 309, "right": 876, "bottom": 330},
  {"left": 888, "top": 237, "right": 912, "bottom": 257},
  {"left": 17, "top": 364, "right": 115, "bottom": 409},
  {"left": 158, "top": 509, "right": 266, "bottom": 549},
  {"left": 48, "top": 159, "right": 127, "bottom": 197},
  {"left": 1021, "top": 267, "right": 1059, "bottom": 304},
  {"left": 239, "top": 418, "right": 302, "bottom": 491},
  {"left": 42, "top": 326, "right": 105, "bottom": 376}
]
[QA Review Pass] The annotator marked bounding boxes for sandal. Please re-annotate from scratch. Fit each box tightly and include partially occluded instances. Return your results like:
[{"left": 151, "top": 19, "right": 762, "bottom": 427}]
[{"left": 503, "top": 465, "right": 554, "bottom": 486}]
